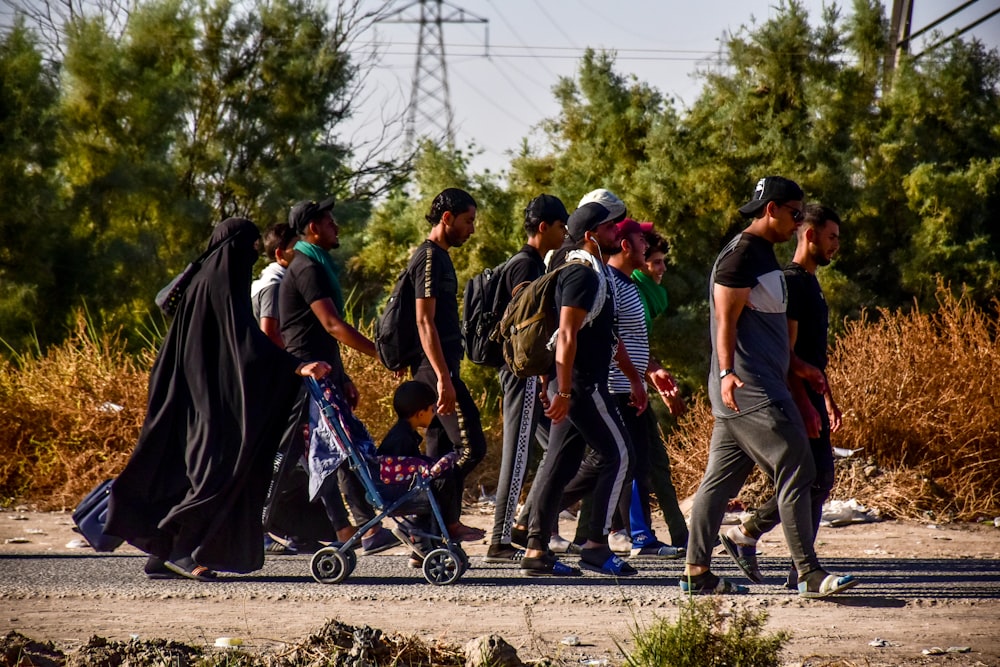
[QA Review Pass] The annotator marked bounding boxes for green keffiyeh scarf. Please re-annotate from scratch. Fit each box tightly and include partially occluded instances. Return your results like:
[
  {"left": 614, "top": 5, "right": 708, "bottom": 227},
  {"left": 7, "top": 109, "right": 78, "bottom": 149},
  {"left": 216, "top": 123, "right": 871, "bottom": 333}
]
[
  {"left": 294, "top": 240, "right": 345, "bottom": 316},
  {"left": 631, "top": 268, "right": 669, "bottom": 329}
]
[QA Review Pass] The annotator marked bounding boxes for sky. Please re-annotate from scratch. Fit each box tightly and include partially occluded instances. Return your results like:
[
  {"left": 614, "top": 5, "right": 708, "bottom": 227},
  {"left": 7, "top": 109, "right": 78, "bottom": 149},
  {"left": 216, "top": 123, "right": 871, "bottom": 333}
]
[{"left": 345, "top": 0, "right": 1000, "bottom": 175}]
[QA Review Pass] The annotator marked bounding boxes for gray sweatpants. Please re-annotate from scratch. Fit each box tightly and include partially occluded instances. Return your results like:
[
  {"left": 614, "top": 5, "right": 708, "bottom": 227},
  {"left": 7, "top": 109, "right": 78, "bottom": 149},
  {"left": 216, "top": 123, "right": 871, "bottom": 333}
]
[{"left": 686, "top": 398, "right": 821, "bottom": 576}]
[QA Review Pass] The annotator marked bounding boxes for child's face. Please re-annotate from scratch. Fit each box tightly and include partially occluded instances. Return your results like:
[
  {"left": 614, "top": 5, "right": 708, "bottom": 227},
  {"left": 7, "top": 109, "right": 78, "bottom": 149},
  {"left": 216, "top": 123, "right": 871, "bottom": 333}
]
[{"left": 412, "top": 405, "right": 436, "bottom": 429}]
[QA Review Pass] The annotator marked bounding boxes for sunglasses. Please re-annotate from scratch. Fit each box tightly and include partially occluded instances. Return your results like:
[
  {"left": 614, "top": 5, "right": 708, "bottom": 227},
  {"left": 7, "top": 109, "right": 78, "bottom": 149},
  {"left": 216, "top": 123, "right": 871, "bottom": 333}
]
[{"left": 780, "top": 204, "right": 804, "bottom": 222}]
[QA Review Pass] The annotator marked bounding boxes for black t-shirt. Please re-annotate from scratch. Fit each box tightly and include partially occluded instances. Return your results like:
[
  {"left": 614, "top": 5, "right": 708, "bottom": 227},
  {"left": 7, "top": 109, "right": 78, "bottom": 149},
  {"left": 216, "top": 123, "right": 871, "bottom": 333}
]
[
  {"left": 407, "top": 240, "right": 462, "bottom": 366},
  {"left": 377, "top": 419, "right": 428, "bottom": 460},
  {"left": 500, "top": 245, "right": 546, "bottom": 306},
  {"left": 278, "top": 255, "right": 346, "bottom": 382},
  {"left": 785, "top": 262, "right": 829, "bottom": 371},
  {"left": 555, "top": 262, "right": 615, "bottom": 386}
]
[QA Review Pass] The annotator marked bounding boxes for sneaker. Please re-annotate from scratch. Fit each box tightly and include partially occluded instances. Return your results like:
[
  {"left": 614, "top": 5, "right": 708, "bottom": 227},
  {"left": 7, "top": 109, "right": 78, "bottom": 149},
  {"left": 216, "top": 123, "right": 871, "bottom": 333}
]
[
  {"left": 630, "top": 541, "right": 685, "bottom": 560},
  {"left": 549, "top": 534, "right": 582, "bottom": 554},
  {"left": 264, "top": 534, "right": 295, "bottom": 555},
  {"left": 485, "top": 544, "right": 526, "bottom": 563},
  {"left": 719, "top": 528, "right": 764, "bottom": 584},
  {"left": 785, "top": 564, "right": 798, "bottom": 590},
  {"left": 361, "top": 527, "right": 402, "bottom": 555},
  {"left": 608, "top": 530, "right": 632, "bottom": 554}
]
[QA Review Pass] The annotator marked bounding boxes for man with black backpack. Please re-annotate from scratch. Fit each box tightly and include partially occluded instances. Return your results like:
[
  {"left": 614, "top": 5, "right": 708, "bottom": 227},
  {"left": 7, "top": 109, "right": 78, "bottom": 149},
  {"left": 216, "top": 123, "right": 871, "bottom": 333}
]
[
  {"left": 483, "top": 194, "right": 569, "bottom": 563},
  {"left": 406, "top": 188, "right": 486, "bottom": 541}
]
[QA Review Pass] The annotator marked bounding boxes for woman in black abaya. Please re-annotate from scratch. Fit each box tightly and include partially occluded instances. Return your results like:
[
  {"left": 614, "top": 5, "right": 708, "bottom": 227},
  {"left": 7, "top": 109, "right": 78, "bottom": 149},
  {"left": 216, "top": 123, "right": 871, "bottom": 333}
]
[{"left": 106, "top": 217, "right": 330, "bottom": 579}]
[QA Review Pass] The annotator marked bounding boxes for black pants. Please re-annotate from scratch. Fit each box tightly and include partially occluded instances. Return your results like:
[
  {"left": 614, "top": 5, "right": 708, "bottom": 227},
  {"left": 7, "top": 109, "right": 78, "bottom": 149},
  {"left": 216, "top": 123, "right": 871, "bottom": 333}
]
[
  {"left": 524, "top": 381, "right": 630, "bottom": 551},
  {"left": 412, "top": 358, "right": 487, "bottom": 494}
]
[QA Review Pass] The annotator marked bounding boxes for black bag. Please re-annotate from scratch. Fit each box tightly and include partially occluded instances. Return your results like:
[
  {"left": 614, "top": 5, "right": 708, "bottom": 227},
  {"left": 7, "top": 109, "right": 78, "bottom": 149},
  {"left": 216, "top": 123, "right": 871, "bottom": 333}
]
[
  {"left": 154, "top": 233, "right": 234, "bottom": 317},
  {"left": 71, "top": 479, "right": 124, "bottom": 552},
  {"left": 461, "top": 256, "right": 517, "bottom": 368},
  {"left": 155, "top": 262, "right": 200, "bottom": 317},
  {"left": 375, "top": 268, "right": 420, "bottom": 371}
]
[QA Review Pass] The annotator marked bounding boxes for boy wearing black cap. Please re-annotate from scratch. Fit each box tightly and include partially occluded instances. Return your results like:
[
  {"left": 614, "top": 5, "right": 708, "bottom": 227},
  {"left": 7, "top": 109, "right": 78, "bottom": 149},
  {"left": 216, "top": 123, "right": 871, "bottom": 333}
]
[
  {"left": 681, "top": 177, "right": 858, "bottom": 598},
  {"left": 486, "top": 194, "right": 568, "bottom": 563},
  {"left": 519, "top": 202, "right": 641, "bottom": 577},
  {"left": 275, "top": 198, "right": 399, "bottom": 555}
]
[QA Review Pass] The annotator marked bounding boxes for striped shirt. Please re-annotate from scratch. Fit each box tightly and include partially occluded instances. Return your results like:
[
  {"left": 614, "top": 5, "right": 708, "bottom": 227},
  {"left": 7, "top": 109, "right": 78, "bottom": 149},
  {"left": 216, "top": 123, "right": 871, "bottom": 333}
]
[{"left": 608, "top": 266, "right": 649, "bottom": 394}]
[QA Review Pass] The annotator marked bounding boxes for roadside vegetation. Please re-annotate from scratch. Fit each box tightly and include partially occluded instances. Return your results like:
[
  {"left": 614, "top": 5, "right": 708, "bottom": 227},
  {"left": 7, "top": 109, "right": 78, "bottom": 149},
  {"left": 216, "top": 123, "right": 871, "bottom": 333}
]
[{"left": 3, "top": 286, "right": 997, "bottom": 521}]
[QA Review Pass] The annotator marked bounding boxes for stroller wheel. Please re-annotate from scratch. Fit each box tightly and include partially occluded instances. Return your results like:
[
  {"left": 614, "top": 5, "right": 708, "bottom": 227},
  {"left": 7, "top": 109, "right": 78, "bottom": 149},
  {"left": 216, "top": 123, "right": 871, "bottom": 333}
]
[
  {"left": 422, "top": 548, "right": 463, "bottom": 585},
  {"left": 310, "top": 547, "right": 352, "bottom": 584}
]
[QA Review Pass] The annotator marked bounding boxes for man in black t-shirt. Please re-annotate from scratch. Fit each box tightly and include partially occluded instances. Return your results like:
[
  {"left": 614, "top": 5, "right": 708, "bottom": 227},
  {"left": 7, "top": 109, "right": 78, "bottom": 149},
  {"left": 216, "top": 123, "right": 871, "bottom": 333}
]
[
  {"left": 273, "top": 197, "right": 398, "bottom": 556},
  {"left": 485, "top": 194, "right": 568, "bottom": 563},
  {"left": 406, "top": 188, "right": 486, "bottom": 541},
  {"left": 519, "top": 202, "right": 644, "bottom": 577},
  {"left": 720, "top": 204, "right": 844, "bottom": 587}
]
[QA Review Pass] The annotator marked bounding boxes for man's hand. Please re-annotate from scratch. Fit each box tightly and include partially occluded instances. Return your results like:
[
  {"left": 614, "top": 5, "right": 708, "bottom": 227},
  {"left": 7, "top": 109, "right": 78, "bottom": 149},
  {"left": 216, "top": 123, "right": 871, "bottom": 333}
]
[
  {"left": 545, "top": 392, "right": 570, "bottom": 424},
  {"left": 436, "top": 375, "right": 456, "bottom": 415},
  {"left": 343, "top": 379, "right": 360, "bottom": 410},
  {"left": 721, "top": 373, "right": 744, "bottom": 412},
  {"left": 628, "top": 375, "right": 648, "bottom": 416},
  {"left": 826, "top": 396, "right": 843, "bottom": 433},
  {"left": 296, "top": 361, "right": 331, "bottom": 380},
  {"left": 795, "top": 361, "right": 828, "bottom": 395},
  {"left": 649, "top": 367, "right": 686, "bottom": 417}
]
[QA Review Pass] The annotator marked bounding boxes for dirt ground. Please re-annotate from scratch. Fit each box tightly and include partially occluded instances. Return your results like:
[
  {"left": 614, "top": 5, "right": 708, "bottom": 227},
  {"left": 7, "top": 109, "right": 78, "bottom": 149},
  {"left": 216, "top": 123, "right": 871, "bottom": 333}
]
[{"left": 2, "top": 502, "right": 999, "bottom": 666}]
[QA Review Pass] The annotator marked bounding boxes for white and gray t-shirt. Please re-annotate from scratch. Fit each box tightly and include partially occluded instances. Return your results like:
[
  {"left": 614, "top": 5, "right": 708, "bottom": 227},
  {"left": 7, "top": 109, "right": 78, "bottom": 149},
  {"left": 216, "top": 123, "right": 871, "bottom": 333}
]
[{"left": 708, "top": 232, "right": 791, "bottom": 418}]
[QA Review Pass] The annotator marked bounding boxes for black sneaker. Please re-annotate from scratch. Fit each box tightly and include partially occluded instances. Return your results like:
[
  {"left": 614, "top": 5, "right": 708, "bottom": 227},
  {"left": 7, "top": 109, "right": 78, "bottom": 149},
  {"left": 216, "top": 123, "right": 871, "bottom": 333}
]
[{"left": 485, "top": 544, "right": 526, "bottom": 563}]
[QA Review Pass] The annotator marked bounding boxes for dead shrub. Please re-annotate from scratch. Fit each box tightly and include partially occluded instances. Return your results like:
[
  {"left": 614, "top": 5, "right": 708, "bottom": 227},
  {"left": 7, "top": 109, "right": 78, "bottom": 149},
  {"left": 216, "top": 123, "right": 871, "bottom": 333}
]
[
  {"left": 0, "top": 316, "right": 151, "bottom": 509},
  {"left": 664, "top": 286, "right": 1000, "bottom": 520}
]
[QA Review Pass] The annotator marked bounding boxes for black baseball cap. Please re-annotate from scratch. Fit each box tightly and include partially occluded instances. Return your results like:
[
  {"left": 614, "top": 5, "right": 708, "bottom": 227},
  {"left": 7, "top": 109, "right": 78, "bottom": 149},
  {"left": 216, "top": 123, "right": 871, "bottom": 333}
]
[
  {"left": 567, "top": 202, "right": 615, "bottom": 242},
  {"left": 524, "top": 194, "right": 569, "bottom": 223},
  {"left": 289, "top": 197, "right": 336, "bottom": 234},
  {"left": 738, "top": 177, "right": 804, "bottom": 217}
]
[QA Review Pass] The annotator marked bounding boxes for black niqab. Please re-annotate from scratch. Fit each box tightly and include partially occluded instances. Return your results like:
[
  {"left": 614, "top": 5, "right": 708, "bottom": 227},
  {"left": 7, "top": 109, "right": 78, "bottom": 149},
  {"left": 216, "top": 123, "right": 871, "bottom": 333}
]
[{"left": 107, "top": 218, "right": 304, "bottom": 573}]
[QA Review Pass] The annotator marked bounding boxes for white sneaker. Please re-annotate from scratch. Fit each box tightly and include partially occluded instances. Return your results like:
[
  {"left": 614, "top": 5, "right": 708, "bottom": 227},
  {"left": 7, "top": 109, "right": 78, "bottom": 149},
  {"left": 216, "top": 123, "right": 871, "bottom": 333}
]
[{"left": 608, "top": 530, "right": 632, "bottom": 554}]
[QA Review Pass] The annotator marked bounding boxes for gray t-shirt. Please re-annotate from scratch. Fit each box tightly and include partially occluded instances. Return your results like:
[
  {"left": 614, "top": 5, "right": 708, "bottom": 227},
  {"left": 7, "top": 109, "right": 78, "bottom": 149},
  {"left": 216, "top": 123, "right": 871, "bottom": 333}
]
[{"left": 708, "top": 232, "right": 791, "bottom": 418}]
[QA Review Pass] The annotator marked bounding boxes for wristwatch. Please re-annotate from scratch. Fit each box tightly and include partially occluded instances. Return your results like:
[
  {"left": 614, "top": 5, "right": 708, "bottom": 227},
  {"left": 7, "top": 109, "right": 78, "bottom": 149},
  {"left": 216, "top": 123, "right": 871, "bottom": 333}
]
[{"left": 719, "top": 368, "right": 736, "bottom": 379}]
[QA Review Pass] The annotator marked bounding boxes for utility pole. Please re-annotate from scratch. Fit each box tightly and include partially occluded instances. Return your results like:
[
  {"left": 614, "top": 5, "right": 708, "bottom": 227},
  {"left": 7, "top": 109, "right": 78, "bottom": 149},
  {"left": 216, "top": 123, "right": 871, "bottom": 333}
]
[
  {"left": 377, "top": 0, "right": 488, "bottom": 147},
  {"left": 885, "top": 0, "right": 914, "bottom": 80}
]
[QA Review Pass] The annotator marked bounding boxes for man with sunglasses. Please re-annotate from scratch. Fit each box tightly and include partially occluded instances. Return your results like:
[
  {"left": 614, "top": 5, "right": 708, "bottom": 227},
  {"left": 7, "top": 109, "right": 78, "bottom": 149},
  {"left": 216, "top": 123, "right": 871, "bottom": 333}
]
[{"left": 680, "top": 177, "right": 858, "bottom": 599}]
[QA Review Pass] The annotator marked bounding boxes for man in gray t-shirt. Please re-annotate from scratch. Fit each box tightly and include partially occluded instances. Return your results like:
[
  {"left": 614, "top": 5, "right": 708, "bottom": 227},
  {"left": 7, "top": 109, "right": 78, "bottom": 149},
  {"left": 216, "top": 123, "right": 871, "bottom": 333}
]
[{"left": 680, "top": 176, "right": 859, "bottom": 599}]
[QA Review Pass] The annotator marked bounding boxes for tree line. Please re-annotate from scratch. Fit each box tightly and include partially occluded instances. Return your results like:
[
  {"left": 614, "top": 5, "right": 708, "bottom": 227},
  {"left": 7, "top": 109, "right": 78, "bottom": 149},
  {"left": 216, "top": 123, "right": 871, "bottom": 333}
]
[{"left": 2, "top": 0, "right": 998, "bottom": 398}]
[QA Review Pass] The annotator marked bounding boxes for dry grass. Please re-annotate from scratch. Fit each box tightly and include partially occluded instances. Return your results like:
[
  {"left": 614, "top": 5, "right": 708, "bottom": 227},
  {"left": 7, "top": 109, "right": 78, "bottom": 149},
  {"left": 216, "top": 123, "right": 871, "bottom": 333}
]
[
  {"left": 663, "top": 286, "right": 1000, "bottom": 521},
  {"left": 4, "top": 287, "right": 998, "bottom": 524},
  {"left": 0, "top": 316, "right": 150, "bottom": 509}
]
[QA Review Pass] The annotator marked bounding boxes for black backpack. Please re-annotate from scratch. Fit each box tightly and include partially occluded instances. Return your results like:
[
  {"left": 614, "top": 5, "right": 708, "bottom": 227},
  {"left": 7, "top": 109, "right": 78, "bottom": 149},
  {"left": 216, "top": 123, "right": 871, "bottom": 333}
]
[
  {"left": 461, "top": 251, "right": 527, "bottom": 367},
  {"left": 375, "top": 268, "right": 420, "bottom": 372}
]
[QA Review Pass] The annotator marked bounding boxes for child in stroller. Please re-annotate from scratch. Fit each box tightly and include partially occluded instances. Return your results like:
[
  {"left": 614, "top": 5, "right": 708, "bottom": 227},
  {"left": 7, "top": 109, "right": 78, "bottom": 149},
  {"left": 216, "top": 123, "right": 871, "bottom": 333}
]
[
  {"left": 378, "top": 381, "right": 485, "bottom": 567},
  {"left": 305, "top": 378, "right": 473, "bottom": 585}
]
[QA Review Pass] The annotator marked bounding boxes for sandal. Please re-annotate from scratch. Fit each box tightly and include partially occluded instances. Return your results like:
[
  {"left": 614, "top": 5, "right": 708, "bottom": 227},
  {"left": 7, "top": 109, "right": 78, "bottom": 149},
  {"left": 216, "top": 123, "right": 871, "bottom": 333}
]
[
  {"left": 520, "top": 553, "right": 582, "bottom": 577},
  {"left": 798, "top": 573, "right": 859, "bottom": 599},
  {"left": 579, "top": 547, "right": 638, "bottom": 577},
  {"left": 719, "top": 531, "right": 764, "bottom": 584},
  {"left": 679, "top": 571, "right": 749, "bottom": 595},
  {"left": 144, "top": 556, "right": 181, "bottom": 580},
  {"left": 164, "top": 556, "right": 218, "bottom": 582}
]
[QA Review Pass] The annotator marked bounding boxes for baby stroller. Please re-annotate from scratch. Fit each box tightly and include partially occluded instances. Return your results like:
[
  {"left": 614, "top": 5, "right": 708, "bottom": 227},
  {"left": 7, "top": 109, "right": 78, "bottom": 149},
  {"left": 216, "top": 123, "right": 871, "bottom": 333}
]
[{"left": 304, "top": 378, "right": 470, "bottom": 585}]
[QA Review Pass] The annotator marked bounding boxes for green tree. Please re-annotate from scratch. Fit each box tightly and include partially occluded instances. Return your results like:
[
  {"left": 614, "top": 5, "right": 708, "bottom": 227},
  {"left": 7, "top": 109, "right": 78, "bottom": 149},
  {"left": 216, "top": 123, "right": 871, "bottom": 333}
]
[{"left": 0, "top": 21, "right": 65, "bottom": 350}]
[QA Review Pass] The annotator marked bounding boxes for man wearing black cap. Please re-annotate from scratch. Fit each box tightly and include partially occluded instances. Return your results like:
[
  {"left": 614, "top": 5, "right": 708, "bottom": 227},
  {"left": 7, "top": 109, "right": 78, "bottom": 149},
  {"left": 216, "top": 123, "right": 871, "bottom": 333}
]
[
  {"left": 486, "top": 194, "right": 569, "bottom": 563},
  {"left": 274, "top": 198, "right": 399, "bottom": 555},
  {"left": 681, "top": 177, "right": 858, "bottom": 598},
  {"left": 519, "top": 202, "right": 639, "bottom": 577}
]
